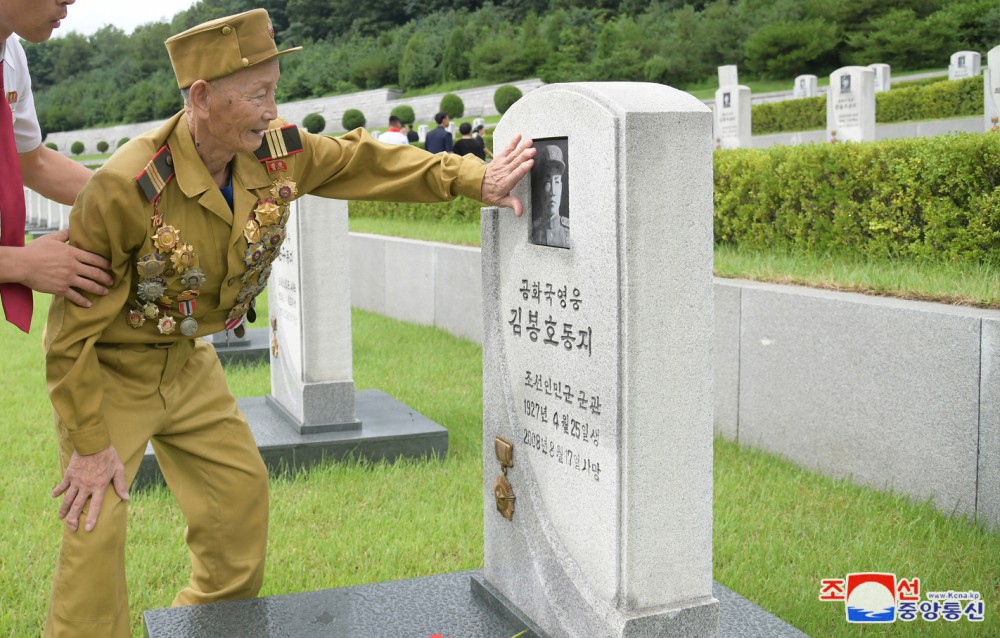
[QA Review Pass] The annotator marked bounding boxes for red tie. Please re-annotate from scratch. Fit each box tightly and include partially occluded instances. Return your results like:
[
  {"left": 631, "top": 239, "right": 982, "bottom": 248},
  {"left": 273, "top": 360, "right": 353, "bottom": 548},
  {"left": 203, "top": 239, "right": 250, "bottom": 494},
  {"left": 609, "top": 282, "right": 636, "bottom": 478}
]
[{"left": 0, "top": 62, "right": 32, "bottom": 332}]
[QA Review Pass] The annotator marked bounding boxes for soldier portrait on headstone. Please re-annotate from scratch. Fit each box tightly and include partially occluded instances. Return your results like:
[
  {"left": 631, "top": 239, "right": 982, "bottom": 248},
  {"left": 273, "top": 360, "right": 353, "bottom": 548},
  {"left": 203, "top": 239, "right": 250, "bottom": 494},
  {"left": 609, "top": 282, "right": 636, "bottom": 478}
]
[
  {"left": 840, "top": 74, "right": 852, "bottom": 93},
  {"left": 722, "top": 92, "right": 731, "bottom": 108},
  {"left": 530, "top": 138, "right": 569, "bottom": 249},
  {"left": 958, "top": 55, "right": 966, "bottom": 68}
]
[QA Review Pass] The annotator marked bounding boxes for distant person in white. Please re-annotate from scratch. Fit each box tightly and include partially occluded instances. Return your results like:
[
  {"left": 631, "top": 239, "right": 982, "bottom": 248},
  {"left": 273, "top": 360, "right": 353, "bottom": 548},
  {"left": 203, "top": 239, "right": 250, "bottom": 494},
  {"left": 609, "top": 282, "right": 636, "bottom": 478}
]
[
  {"left": 0, "top": 0, "right": 113, "bottom": 309},
  {"left": 379, "top": 115, "right": 409, "bottom": 145}
]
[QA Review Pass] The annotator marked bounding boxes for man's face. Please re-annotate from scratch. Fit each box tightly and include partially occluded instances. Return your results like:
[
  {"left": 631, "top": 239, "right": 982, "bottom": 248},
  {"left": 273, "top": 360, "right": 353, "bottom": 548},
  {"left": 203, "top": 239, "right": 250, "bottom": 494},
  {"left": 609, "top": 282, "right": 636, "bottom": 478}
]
[
  {"left": 0, "top": 0, "right": 74, "bottom": 42},
  {"left": 543, "top": 171, "right": 563, "bottom": 215},
  {"left": 203, "top": 61, "right": 280, "bottom": 155},
  {"left": 441, "top": 116, "right": 449, "bottom": 127}
]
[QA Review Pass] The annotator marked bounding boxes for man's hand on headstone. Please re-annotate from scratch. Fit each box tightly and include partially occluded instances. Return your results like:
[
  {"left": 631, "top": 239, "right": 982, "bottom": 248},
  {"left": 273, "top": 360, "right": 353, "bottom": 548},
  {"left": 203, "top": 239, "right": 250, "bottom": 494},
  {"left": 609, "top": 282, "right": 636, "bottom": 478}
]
[
  {"left": 19, "top": 229, "right": 113, "bottom": 307},
  {"left": 481, "top": 134, "right": 535, "bottom": 217},
  {"left": 52, "top": 445, "right": 130, "bottom": 533}
]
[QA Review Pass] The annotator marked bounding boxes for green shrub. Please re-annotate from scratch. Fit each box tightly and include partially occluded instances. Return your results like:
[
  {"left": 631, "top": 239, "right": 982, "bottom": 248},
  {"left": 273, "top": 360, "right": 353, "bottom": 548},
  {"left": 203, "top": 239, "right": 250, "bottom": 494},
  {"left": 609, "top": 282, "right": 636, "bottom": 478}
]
[
  {"left": 341, "top": 108, "right": 366, "bottom": 130},
  {"left": 390, "top": 105, "right": 415, "bottom": 126},
  {"left": 44, "top": 141, "right": 58, "bottom": 151},
  {"left": 714, "top": 133, "right": 1000, "bottom": 263},
  {"left": 303, "top": 113, "right": 326, "bottom": 134},
  {"left": 96, "top": 140, "right": 109, "bottom": 153},
  {"left": 70, "top": 141, "right": 85, "bottom": 155},
  {"left": 891, "top": 76, "right": 949, "bottom": 90},
  {"left": 493, "top": 85, "right": 523, "bottom": 114},
  {"left": 117, "top": 137, "right": 130, "bottom": 148},
  {"left": 439, "top": 93, "right": 464, "bottom": 119},
  {"left": 350, "top": 195, "right": 481, "bottom": 224},
  {"left": 751, "top": 76, "right": 984, "bottom": 135}
]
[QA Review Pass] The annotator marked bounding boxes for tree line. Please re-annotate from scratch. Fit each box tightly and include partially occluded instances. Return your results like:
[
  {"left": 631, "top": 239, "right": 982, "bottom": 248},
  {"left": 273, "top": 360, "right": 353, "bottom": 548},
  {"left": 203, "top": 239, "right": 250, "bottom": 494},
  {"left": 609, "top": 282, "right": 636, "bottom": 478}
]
[{"left": 28, "top": 0, "right": 999, "bottom": 134}]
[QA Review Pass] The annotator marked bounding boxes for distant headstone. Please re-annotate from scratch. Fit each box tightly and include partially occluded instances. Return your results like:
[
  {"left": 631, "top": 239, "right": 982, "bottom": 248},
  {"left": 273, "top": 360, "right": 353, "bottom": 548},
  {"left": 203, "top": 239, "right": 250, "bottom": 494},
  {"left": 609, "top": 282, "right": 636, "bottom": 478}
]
[
  {"left": 827, "top": 66, "right": 876, "bottom": 142},
  {"left": 371, "top": 130, "right": 380, "bottom": 141},
  {"left": 949, "top": 51, "right": 982, "bottom": 80},
  {"left": 987, "top": 46, "right": 1000, "bottom": 132},
  {"left": 58, "top": 203, "right": 70, "bottom": 230},
  {"left": 269, "top": 196, "right": 360, "bottom": 434},
  {"left": 868, "top": 63, "right": 891, "bottom": 92},
  {"left": 418, "top": 125, "right": 428, "bottom": 142},
  {"left": 482, "top": 82, "right": 718, "bottom": 637},
  {"left": 718, "top": 64, "right": 739, "bottom": 87},
  {"left": 715, "top": 85, "right": 751, "bottom": 149},
  {"left": 793, "top": 74, "right": 818, "bottom": 98},
  {"left": 473, "top": 117, "right": 485, "bottom": 131},
  {"left": 446, "top": 122, "right": 456, "bottom": 136}
]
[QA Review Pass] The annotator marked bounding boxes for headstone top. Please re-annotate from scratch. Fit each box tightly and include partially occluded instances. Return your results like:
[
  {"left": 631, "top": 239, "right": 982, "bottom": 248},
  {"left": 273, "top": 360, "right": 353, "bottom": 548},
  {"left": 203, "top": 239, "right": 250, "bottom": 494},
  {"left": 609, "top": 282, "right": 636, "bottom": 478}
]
[
  {"left": 718, "top": 64, "right": 739, "bottom": 87},
  {"left": 715, "top": 85, "right": 751, "bottom": 149},
  {"left": 793, "top": 74, "right": 819, "bottom": 99},
  {"left": 949, "top": 50, "right": 982, "bottom": 80},
  {"left": 827, "top": 66, "right": 876, "bottom": 142}
]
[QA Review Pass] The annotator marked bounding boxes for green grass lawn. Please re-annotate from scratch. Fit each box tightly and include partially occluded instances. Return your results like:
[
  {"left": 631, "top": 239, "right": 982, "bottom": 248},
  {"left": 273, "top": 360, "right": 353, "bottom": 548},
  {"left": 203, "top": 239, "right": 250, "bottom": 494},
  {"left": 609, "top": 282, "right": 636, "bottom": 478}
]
[{"left": 1, "top": 293, "right": 996, "bottom": 637}]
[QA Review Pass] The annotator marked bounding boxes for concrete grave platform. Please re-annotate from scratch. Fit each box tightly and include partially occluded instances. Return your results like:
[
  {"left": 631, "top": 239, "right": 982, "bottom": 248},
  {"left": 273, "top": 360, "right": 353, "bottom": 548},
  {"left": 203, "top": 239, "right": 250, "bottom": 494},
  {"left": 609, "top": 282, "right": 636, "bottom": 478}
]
[
  {"left": 133, "top": 389, "right": 447, "bottom": 489},
  {"left": 209, "top": 327, "right": 270, "bottom": 366},
  {"left": 144, "top": 570, "right": 810, "bottom": 638}
]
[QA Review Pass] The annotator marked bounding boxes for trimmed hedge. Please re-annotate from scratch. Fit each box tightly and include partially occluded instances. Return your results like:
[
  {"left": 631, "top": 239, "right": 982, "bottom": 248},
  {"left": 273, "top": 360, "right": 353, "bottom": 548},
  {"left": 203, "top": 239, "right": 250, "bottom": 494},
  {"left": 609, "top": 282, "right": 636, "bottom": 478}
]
[
  {"left": 117, "top": 137, "right": 130, "bottom": 148},
  {"left": 439, "top": 93, "right": 464, "bottom": 119},
  {"left": 342, "top": 108, "right": 366, "bottom": 130},
  {"left": 752, "top": 76, "right": 984, "bottom": 135},
  {"left": 70, "top": 141, "right": 85, "bottom": 155},
  {"left": 351, "top": 132, "right": 1000, "bottom": 264},
  {"left": 96, "top": 140, "right": 109, "bottom": 153},
  {"left": 494, "top": 85, "right": 522, "bottom": 114},
  {"left": 44, "top": 141, "right": 58, "bottom": 151},
  {"left": 303, "top": 113, "right": 326, "bottom": 134},
  {"left": 391, "top": 105, "right": 415, "bottom": 125},
  {"left": 714, "top": 133, "right": 1000, "bottom": 263}
]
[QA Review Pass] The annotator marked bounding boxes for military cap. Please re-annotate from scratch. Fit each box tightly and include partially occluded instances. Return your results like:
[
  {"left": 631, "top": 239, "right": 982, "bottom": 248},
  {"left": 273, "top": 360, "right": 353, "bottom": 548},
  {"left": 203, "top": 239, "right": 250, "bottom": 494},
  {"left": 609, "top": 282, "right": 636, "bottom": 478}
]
[
  {"left": 539, "top": 144, "right": 565, "bottom": 174},
  {"left": 165, "top": 9, "right": 302, "bottom": 89}
]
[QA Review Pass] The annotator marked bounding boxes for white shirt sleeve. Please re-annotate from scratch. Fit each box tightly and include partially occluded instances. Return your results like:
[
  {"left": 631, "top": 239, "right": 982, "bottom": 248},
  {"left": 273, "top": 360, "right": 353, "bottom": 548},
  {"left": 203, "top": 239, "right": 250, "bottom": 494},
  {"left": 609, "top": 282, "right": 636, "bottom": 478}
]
[{"left": 2, "top": 35, "right": 43, "bottom": 154}]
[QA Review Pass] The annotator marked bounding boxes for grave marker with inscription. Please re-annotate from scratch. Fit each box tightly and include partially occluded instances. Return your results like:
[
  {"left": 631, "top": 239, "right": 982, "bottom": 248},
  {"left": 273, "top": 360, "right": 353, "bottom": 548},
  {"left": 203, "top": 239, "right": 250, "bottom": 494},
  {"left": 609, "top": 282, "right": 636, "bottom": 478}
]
[
  {"left": 718, "top": 65, "right": 738, "bottom": 87},
  {"left": 986, "top": 46, "right": 1000, "bottom": 132},
  {"left": 827, "top": 66, "right": 876, "bottom": 142},
  {"left": 950, "top": 51, "right": 981, "bottom": 80},
  {"left": 793, "top": 74, "right": 818, "bottom": 99},
  {"left": 714, "top": 85, "right": 751, "bottom": 149},
  {"left": 868, "top": 63, "right": 891, "bottom": 92},
  {"left": 481, "top": 82, "right": 717, "bottom": 638}
]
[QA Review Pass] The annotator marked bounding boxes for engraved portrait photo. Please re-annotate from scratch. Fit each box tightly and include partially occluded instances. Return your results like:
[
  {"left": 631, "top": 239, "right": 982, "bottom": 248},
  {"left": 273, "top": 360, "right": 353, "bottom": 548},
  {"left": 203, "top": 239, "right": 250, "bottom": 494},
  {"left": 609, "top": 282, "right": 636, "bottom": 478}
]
[
  {"left": 530, "top": 137, "right": 569, "bottom": 249},
  {"left": 958, "top": 55, "right": 966, "bottom": 68},
  {"left": 840, "top": 74, "right": 851, "bottom": 93},
  {"left": 722, "top": 92, "right": 731, "bottom": 108}
]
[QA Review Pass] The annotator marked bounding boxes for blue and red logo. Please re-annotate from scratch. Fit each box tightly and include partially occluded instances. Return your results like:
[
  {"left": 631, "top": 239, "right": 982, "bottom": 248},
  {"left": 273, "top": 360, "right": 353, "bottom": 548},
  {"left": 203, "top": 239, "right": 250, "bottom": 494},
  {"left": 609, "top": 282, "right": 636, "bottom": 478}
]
[{"left": 820, "top": 573, "right": 984, "bottom": 623}]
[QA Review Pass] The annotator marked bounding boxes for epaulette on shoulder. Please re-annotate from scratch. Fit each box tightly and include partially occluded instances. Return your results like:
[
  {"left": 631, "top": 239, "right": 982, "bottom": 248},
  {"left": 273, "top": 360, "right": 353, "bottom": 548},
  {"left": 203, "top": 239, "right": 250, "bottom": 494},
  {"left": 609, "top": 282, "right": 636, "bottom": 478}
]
[
  {"left": 254, "top": 124, "right": 303, "bottom": 163},
  {"left": 135, "top": 146, "right": 175, "bottom": 202}
]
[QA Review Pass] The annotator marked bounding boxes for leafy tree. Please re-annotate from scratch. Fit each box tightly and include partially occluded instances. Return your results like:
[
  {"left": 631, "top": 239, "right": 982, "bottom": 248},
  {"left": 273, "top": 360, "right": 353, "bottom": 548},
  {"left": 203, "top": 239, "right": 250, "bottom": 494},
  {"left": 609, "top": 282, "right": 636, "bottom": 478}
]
[
  {"left": 117, "top": 137, "right": 130, "bottom": 148},
  {"left": 744, "top": 20, "right": 841, "bottom": 79},
  {"left": 44, "top": 142, "right": 58, "bottom": 151},
  {"left": 71, "top": 141, "right": 85, "bottom": 155},
  {"left": 96, "top": 140, "right": 109, "bottom": 153},
  {"left": 494, "top": 85, "right": 522, "bottom": 113},
  {"left": 399, "top": 32, "right": 442, "bottom": 88},
  {"left": 303, "top": 113, "right": 326, "bottom": 133},
  {"left": 440, "top": 27, "right": 470, "bottom": 82},
  {"left": 440, "top": 93, "right": 465, "bottom": 118},
  {"left": 342, "top": 108, "right": 366, "bottom": 130},
  {"left": 390, "top": 105, "right": 416, "bottom": 125}
]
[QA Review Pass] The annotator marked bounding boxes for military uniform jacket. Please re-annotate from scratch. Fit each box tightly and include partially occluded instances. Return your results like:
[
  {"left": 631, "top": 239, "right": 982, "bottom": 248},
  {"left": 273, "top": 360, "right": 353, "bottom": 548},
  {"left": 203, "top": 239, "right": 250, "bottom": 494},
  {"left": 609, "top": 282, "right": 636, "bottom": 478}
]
[{"left": 45, "top": 112, "right": 487, "bottom": 455}]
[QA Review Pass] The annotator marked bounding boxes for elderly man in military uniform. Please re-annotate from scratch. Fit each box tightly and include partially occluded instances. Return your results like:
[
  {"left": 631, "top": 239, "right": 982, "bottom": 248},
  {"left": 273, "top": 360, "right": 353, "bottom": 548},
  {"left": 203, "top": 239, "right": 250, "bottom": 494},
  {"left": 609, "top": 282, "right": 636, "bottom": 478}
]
[
  {"left": 42, "top": 9, "right": 534, "bottom": 637},
  {"left": 530, "top": 143, "right": 569, "bottom": 249}
]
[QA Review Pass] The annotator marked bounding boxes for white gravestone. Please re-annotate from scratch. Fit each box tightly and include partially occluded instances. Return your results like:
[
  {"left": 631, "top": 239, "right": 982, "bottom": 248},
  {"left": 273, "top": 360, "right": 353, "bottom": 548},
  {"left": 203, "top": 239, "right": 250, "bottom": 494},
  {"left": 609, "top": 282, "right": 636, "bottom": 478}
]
[
  {"left": 827, "top": 66, "right": 876, "bottom": 143},
  {"left": 986, "top": 46, "right": 1000, "bottom": 132},
  {"left": 950, "top": 51, "right": 982, "bottom": 80},
  {"left": 418, "top": 124, "right": 428, "bottom": 142},
  {"left": 473, "top": 117, "right": 485, "bottom": 131},
  {"left": 718, "top": 65, "right": 738, "bottom": 87},
  {"left": 58, "top": 203, "right": 70, "bottom": 230},
  {"left": 370, "top": 130, "right": 380, "bottom": 141},
  {"left": 868, "top": 63, "right": 891, "bottom": 92},
  {"left": 793, "top": 74, "right": 818, "bottom": 99},
  {"left": 481, "top": 82, "right": 718, "bottom": 638},
  {"left": 46, "top": 197, "right": 57, "bottom": 229},
  {"left": 714, "top": 85, "right": 751, "bottom": 149},
  {"left": 268, "top": 195, "right": 360, "bottom": 433}
]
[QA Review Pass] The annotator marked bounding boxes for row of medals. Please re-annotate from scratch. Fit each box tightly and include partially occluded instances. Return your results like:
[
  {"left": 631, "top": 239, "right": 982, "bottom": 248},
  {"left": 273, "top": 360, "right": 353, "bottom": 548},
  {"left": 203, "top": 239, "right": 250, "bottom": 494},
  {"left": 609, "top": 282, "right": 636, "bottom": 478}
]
[{"left": 126, "top": 177, "right": 299, "bottom": 337}]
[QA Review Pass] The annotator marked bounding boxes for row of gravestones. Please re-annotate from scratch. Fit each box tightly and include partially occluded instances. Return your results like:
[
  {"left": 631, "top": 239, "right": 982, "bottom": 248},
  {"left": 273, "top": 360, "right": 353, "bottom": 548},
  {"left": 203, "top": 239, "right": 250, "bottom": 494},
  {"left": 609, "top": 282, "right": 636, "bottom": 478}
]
[{"left": 715, "top": 47, "right": 1000, "bottom": 149}]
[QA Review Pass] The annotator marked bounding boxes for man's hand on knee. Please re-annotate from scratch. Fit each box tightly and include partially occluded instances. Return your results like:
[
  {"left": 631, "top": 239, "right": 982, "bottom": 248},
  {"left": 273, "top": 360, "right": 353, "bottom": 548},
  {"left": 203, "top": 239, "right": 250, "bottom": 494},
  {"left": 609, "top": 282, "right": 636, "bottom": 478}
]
[{"left": 52, "top": 446, "right": 130, "bottom": 532}]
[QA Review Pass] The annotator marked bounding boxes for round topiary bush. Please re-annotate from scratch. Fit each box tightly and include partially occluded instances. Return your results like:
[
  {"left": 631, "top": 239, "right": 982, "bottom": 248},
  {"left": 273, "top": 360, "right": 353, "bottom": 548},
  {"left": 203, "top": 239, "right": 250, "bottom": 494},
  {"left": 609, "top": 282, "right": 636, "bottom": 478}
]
[
  {"left": 493, "top": 85, "right": 522, "bottom": 114},
  {"left": 439, "top": 93, "right": 464, "bottom": 119},
  {"left": 44, "top": 141, "right": 58, "bottom": 151},
  {"left": 70, "top": 141, "right": 85, "bottom": 155},
  {"left": 342, "top": 108, "right": 366, "bottom": 130},
  {"left": 117, "top": 137, "right": 130, "bottom": 148},
  {"left": 96, "top": 140, "right": 109, "bottom": 153},
  {"left": 390, "top": 105, "right": 415, "bottom": 126},
  {"left": 303, "top": 113, "right": 326, "bottom": 134}
]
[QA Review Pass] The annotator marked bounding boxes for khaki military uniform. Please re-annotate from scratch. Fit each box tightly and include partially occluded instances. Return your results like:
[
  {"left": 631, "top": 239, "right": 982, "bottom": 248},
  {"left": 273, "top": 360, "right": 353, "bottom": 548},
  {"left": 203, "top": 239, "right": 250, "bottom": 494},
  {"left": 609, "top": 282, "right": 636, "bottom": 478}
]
[{"left": 43, "top": 111, "right": 486, "bottom": 637}]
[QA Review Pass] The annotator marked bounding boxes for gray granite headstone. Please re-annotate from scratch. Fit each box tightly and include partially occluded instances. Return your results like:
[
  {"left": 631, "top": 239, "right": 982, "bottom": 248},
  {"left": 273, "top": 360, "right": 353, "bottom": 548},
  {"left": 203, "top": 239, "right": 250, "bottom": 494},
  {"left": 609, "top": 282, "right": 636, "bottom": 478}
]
[
  {"left": 793, "top": 74, "right": 818, "bottom": 99},
  {"left": 418, "top": 124, "right": 428, "bottom": 142},
  {"left": 714, "top": 85, "right": 751, "bottom": 149},
  {"left": 827, "top": 66, "right": 876, "bottom": 142},
  {"left": 868, "top": 63, "right": 891, "bottom": 92},
  {"left": 269, "top": 195, "right": 361, "bottom": 434},
  {"left": 482, "top": 82, "right": 718, "bottom": 638},
  {"left": 986, "top": 46, "right": 1000, "bottom": 132},
  {"left": 949, "top": 50, "right": 981, "bottom": 80}
]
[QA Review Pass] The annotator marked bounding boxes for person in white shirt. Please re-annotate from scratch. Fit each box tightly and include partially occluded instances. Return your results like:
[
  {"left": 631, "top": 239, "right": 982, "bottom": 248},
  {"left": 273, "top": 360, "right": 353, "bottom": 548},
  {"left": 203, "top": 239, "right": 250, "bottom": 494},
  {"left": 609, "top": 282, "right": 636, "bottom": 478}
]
[
  {"left": 379, "top": 115, "right": 410, "bottom": 145},
  {"left": 0, "top": 0, "right": 113, "bottom": 309}
]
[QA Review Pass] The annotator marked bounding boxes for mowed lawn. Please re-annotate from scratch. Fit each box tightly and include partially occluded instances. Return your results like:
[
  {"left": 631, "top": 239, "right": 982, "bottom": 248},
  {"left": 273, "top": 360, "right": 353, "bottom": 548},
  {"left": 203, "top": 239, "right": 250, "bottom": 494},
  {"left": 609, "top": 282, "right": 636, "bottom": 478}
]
[{"left": 0, "top": 293, "right": 996, "bottom": 637}]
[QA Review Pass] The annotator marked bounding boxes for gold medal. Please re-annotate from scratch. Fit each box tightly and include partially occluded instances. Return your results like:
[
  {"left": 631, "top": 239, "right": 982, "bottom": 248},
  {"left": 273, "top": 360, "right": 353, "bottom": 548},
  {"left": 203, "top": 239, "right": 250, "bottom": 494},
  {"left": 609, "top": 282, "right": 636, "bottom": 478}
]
[
  {"left": 270, "top": 178, "right": 298, "bottom": 203},
  {"left": 244, "top": 218, "right": 263, "bottom": 244},
  {"left": 177, "top": 289, "right": 200, "bottom": 302},
  {"left": 141, "top": 302, "right": 159, "bottom": 319},
  {"left": 171, "top": 243, "right": 195, "bottom": 273},
  {"left": 158, "top": 315, "right": 177, "bottom": 335},
  {"left": 154, "top": 226, "right": 179, "bottom": 252},
  {"left": 137, "top": 254, "right": 165, "bottom": 278},
  {"left": 127, "top": 310, "right": 145, "bottom": 328},
  {"left": 254, "top": 200, "right": 281, "bottom": 227}
]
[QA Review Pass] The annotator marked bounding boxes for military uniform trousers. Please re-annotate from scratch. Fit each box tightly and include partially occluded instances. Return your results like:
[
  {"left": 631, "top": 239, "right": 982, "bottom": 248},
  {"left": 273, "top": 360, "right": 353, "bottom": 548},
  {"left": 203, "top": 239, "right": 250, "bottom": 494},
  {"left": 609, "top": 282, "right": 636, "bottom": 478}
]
[{"left": 44, "top": 338, "right": 269, "bottom": 638}]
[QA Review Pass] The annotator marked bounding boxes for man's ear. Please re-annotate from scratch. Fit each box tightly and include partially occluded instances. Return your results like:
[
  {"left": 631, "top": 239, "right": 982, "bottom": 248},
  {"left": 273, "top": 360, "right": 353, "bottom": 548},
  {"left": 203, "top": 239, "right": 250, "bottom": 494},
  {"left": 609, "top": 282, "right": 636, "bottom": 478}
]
[{"left": 188, "top": 80, "right": 212, "bottom": 114}]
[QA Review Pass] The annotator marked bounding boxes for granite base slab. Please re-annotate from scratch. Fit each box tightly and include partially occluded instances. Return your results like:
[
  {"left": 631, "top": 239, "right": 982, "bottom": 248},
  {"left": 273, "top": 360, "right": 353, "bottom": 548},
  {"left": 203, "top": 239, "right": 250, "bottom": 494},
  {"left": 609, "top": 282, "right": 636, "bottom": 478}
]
[
  {"left": 208, "top": 327, "right": 270, "bottom": 366},
  {"left": 143, "top": 570, "right": 810, "bottom": 638},
  {"left": 133, "top": 389, "right": 448, "bottom": 489}
]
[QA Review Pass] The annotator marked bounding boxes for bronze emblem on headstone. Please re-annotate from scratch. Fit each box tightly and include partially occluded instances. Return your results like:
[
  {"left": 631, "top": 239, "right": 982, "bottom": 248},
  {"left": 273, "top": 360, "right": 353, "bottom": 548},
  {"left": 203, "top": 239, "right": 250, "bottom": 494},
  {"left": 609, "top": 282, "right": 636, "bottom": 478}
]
[
  {"left": 494, "top": 436, "right": 515, "bottom": 520},
  {"left": 271, "top": 317, "right": 279, "bottom": 358}
]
